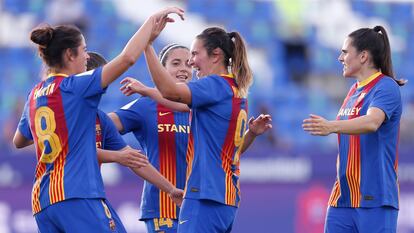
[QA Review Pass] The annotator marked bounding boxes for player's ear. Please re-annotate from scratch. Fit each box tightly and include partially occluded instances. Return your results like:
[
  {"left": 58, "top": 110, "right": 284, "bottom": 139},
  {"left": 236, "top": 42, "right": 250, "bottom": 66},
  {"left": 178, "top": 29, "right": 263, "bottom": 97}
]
[
  {"left": 65, "top": 48, "right": 76, "bottom": 62},
  {"left": 211, "top": 47, "right": 222, "bottom": 64},
  {"left": 359, "top": 50, "right": 369, "bottom": 64}
]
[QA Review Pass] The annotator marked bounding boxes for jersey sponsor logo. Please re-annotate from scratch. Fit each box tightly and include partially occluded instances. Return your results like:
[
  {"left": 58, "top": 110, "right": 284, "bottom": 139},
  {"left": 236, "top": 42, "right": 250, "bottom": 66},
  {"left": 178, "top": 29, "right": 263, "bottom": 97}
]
[
  {"left": 33, "top": 83, "right": 56, "bottom": 99},
  {"left": 158, "top": 124, "right": 190, "bottom": 134},
  {"left": 337, "top": 107, "right": 361, "bottom": 117},
  {"left": 159, "top": 112, "right": 171, "bottom": 116},
  {"left": 357, "top": 93, "right": 366, "bottom": 103}
]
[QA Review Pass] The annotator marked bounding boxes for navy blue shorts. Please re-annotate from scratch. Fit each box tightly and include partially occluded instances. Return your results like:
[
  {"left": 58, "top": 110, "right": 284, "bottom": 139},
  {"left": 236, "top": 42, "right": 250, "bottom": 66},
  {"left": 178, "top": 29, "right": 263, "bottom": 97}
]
[
  {"left": 177, "top": 199, "right": 237, "bottom": 233},
  {"left": 325, "top": 206, "right": 398, "bottom": 233},
  {"left": 35, "top": 198, "right": 126, "bottom": 233}
]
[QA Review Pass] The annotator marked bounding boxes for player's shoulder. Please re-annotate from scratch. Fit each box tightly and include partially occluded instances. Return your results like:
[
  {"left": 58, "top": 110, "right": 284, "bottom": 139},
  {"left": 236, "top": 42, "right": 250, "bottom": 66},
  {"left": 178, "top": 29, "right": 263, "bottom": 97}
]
[{"left": 377, "top": 76, "right": 400, "bottom": 92}]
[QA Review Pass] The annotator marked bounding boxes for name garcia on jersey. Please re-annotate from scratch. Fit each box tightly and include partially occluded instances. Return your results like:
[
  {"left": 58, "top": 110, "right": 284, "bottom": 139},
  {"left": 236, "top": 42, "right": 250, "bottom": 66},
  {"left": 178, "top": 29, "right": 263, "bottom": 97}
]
[
  {"left": 158, "top": 124, "right": 190, "bottom": 134},
  {"left": 33, "top": 83, "right": 56, "bottom": 99}
]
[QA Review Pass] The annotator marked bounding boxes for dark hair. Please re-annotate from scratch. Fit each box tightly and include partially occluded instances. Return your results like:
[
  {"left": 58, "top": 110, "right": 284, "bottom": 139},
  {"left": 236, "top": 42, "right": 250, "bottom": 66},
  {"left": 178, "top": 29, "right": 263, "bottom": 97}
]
[
  {"left": 158, "top": 43, "right": 189, "bottom": 67},
  {"left": 87, "top": 51, "right": 107, "bottom": 70},
  {"left": 349, "top": 25, "right": 405, "bottom": 86},
  {"left": 30, "top": 24, "right": 83, "bottom": 69},
  {"left": 196, "top": 27, "right": 253, "bottom": 97}
]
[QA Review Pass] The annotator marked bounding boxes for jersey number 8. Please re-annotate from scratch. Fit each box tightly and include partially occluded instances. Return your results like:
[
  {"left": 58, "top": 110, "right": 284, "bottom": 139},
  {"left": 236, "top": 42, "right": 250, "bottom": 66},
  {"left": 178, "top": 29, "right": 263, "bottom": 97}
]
[
  {"left": 233, "top": 109, "right": 247, "bottom": 165},
  {"left": 34, "top": 106, "right": 62, "bottom": 163}
]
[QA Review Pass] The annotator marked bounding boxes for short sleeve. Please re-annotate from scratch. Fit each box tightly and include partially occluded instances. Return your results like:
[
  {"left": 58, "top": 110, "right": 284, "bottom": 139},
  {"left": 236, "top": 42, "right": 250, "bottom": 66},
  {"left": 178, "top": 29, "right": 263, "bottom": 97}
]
[
  {"left": 369, "top": 79, "right": 402, "bottom": 120},
  {"left": 187, "top": 75, "right": 233, "bottom": 108},
  {"left": 115, "top": 98, "right": 146, "bottom": 135},
  {"left": 98, "top": 110, "right": 127, "bottom": 151},
  {"left": 60, "top": 67, "right": 105, "bottom": 107},
  {"left": 17, "top": 100, "right": 33, "bottom": 140}
]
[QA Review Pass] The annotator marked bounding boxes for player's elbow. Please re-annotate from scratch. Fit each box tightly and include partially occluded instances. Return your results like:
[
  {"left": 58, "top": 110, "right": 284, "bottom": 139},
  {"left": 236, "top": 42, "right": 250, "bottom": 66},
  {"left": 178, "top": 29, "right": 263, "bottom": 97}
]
[
  {"left": 365, "top": 120, "right": 382, "bottom": 133},
  {"left": 13, "top": 131, "right": 32, "bottom": 149},
  {"left": 13, "top": 136, "right": 25, "bottom": 149}
]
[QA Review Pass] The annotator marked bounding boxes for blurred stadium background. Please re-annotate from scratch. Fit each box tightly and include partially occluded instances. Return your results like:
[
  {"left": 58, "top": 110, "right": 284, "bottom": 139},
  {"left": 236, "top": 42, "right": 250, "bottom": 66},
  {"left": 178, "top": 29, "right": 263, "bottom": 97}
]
[{"left": 1, "top": 0, "right": 414, "bottom": 232}]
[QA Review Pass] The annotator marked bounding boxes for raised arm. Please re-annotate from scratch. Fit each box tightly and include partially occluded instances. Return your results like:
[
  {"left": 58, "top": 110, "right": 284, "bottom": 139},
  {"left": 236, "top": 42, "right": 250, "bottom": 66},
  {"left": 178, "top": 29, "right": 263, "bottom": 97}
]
[
  {"left": 100, "top": 7, "right": 184, "bottom": 88},
  {"left": 144, "top": 45, "right": 192, "bottom": 104}
]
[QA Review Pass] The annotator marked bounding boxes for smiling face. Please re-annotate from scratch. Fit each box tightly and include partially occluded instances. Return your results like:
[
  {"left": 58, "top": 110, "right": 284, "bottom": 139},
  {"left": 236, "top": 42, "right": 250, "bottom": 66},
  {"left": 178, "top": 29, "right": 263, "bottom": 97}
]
[
  {"left": 164, "top": 48, "right": 192, "bottom": 83},
  {"left": 72, "top": 35, "right": 89, "bottom": 74},
  {"left": 338, "top": 37, "right": 363, "bottom": 78},
  {"left": 188, "top": 38, "right": 215, "bottom": 78}
]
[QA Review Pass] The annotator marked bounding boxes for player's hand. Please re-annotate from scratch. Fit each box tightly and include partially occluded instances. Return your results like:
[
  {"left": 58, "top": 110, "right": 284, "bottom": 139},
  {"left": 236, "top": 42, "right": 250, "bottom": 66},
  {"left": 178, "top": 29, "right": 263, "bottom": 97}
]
[
  {"left": 168, "top": 188, "right": 184, "bottom": 207},
  {"left": 248, "top": 114, "right": 272, "bottom": 136},
  {"left": 302, "top": 114, "right": 333, "bottom": 136},
  {"left": 116, "top": 148, "right": 149, "bottom": 168},
  {"left": 149, "top": 7, "right": 185, "bottom": 43},
  {"left": 120, "top": 77, "right": 150, "bottom": 96}
]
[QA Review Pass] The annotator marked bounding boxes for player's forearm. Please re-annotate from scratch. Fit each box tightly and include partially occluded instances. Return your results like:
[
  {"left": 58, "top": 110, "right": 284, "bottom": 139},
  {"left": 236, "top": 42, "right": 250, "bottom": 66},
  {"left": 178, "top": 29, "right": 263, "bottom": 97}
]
[
  {"left": 240, "top": 130, "right": 257, "bottom": 154},
  {"left": 331, "top": 115, "right": 382, "bottom": 134},
  {"left": 97, "top": 148, "right": 118, "bottom": 164},
  {"left": 101, "top": 17, "right": 155, "bottom": 88},
  {"left": 145, "top": 46, "right": 183, "bottom": 101},
  {"left": 130, "top": 164, "right": 175, "bottom": 194},
  {"left": 147, "top": 88, "right": 190, "bottom": 112}
]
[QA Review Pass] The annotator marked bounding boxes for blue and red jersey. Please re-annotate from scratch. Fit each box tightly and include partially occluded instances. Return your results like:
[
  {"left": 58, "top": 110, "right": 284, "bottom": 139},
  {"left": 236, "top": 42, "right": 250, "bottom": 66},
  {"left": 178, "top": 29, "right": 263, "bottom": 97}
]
[
  {"left": 329, "top": 72, "right": 402, "bottom": 209},
  {"left": 185, "top": 74, "right": 248, "bottom": 207},
  {"left": 17, "top": 68, "right": 106, "bottom": 214},
  {"left": 115, "top": 97, "right": 189, "bottom": 220},
  {"left": 96, "top": 109, "right": 126, "bottom": 150}
]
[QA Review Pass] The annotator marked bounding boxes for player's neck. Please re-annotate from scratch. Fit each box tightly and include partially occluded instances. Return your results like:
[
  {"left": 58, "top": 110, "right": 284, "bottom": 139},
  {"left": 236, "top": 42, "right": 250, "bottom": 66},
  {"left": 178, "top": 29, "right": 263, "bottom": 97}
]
[
  {"left": 48, "top": 67, "right": 71, "bottom": 77},
  {"left": 355, "top": 67, "right": 380, "bottom": 83}
]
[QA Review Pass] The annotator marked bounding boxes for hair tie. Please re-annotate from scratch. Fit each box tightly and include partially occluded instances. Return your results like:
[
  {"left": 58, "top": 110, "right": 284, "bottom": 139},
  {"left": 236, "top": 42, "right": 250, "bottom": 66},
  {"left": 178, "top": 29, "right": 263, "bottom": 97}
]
[
  {"left": 227, "top": 32, "right": 235, "bottom": 39},
  {"left": 159, "top": 44, "right": 181, "bottom": 63},
  {"left": 373, "top": 26, "right": 382, "bottom": 34}
]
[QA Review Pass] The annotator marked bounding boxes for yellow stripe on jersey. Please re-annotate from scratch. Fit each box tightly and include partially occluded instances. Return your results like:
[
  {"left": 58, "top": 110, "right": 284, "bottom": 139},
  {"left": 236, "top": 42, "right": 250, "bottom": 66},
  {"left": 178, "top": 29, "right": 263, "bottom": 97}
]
[
  {"left": 345, "top": 136, "right": 361, "bottom": 207},
  {"left": 49, "top": 151, "right": 66, "bottom": 204},
  {"left": 32, "top": 163, "right": 46, "bottom": 213},
  {"left": 159, "top": 138, "right": 177, "bottom": 219}
]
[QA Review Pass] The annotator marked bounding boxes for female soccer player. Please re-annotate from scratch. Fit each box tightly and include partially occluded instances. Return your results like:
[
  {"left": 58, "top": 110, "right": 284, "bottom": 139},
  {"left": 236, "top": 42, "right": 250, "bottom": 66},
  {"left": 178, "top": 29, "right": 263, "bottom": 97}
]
[
  {"left": 12, "top": 7, "right": 184, "bottom": 233},
  {"left": 142, "top": 26, "right": 269, "bottom": 232},
  {"left": 303, "top": 26, "right": 405, "bottom": 233},
  {"left": 109, "top": 44, "right": 192, "bottom": 233}
]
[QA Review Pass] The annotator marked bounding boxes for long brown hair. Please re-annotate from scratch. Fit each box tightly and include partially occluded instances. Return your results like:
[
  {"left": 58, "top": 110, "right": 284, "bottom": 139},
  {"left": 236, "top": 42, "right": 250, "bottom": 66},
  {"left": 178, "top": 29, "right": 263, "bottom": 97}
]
[{"left": 196, "top": 27, "right": 253, "bottom": 97}]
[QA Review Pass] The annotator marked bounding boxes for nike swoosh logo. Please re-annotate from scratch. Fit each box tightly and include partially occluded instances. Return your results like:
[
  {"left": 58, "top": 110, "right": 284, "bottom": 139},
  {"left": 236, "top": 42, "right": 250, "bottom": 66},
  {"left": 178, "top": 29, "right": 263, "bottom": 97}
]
[
  {"left": 159, "top": 112, "right": 171, "bottom": 116},
  {"left": 179, "top": 220, "right": 189, "bottom": 224}
]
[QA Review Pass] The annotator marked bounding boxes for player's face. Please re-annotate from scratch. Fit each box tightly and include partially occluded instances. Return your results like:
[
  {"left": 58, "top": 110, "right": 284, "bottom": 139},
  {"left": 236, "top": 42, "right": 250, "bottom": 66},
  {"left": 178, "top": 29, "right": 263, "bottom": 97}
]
[
  {"left": 189, "top": 38, "right": 214, "bottom": 78},
  {"left": 73, "top": 35, "right": 89, "bottom": 74},
  {"left": 338, "top": 37, "right": 362, "bottom": 78},
  {"left": 164, "top": 48, "right": 192, "bottom": 83}
]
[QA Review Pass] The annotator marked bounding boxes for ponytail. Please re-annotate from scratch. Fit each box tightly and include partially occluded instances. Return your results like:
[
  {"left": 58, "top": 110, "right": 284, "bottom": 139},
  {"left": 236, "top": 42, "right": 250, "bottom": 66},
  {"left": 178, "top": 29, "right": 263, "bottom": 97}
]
[
  {"left": 228, "top": 32, "right": 253, "bottom": 97},
  {"left": 196, "top": 27, "right": 253, "bottom": 98},
  {"left": 349, "top": 26, "right": 405, "bottom": 86}
]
